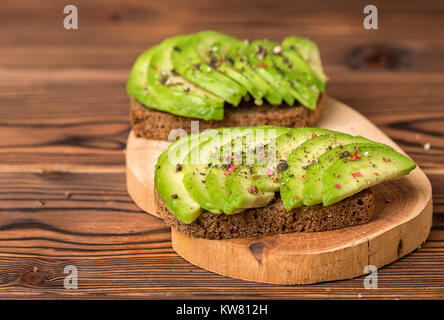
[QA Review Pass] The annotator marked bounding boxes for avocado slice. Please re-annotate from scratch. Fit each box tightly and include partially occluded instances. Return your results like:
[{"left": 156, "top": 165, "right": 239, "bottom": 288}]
[
  {"left": 271, "top": 52, "right": 320, "bottom": 110},
  {"left": 244, "top": 40, "right": 296, "bottom": 106},
  {"left": 182, "top": 130, "right": 220, "bottom": 214},
  {"left": 182, "top": 127, "right": 253, "bottom": 214},
  {"left": 126, "top": 46, "right": 165, "bottom": 113},
  {"left": 171, "top": 34, "right": 247, "bottom": 106},
  {"left": 155, "top": 134, "right": 200, "bottom": 224},
  {"left": 282, "top": 36, "right": 327, "bottom": 85},
  {"left": 270, "top": 42, "right": 323, "bottom": 109},
  {"left": 243, "top": 40, "right": 322, "bottom": 109},
  {"left": 277, "top": 42, "right": 325, "bottom": 93},
  {"left": 194, "top": 31, "right": 268, "bottom": 105},
  {"left": 227, "top": 42, "right": 283, "bottom": 105},
  {"left": 205, "top": 126, "right": 289, "bottom": 214},
  {"left": 222, "top": 131, "right": 281, "bottom": 212},
  {"left": 183, "top": 126, "right": 284, "bottom": 215},
  {"left": 225, "top": 164, "right": 276, "bottom": 212},
  {"left": 205, "top": 164, "right": 235, "bottom": 214},
  {"left": 322, "top": 145, "right": 416, "bottom": 206},
  {"left": 279, "top": 133, "right": 374, "bottom": 210},
  {"left": 302, "top": 142, "right": 391, "bottom": 206},
  {"left": 219, "top": 127, "right": 333, "bottom": 213},
  {"left": 252, "top": 40, "right": 321, "bottom": 110},
  {"left": 181, "top": 128, "right": 226, "bottom": 214},
  {"left": 251, "top": 127, "right": 335, "bottom": 193},
  {"left": 206, "top": 127, "right": 331, "bottom": 214},
  {"left": 154, "top": 129, "right": 217, "bottom": 223},
  {"left": 193, "top": 31, "right": 283, "bottom": 105},
  {"left": 128, "top": 37, "right": 224, "bottom": 121}
]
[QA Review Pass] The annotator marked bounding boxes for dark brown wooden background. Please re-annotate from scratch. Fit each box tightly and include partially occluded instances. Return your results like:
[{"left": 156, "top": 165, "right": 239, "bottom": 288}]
[{"left": 0, "top": 0, "right": 443, "bottom": 299}]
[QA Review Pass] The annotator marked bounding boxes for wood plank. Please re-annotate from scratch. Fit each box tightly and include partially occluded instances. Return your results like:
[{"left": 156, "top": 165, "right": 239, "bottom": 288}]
[
  {"left": 0, "top": 68, "right": 129, "bottom": 171},
  {"left": 0, "top": 171, "right": 442, "bottom": 298},
  {"left": 1, "top": 17, "right": 444, "bottom": 70},
  {"left": 1, "top": 0, "right": 443, "bottom": 72}
]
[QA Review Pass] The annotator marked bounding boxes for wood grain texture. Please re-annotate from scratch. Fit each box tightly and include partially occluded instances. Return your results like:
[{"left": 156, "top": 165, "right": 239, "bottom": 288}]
[
  {"left": 126, "top": 133, "right": 170, "bottom": 217},
  {"left": 0, "top": 0, "right": 443, "bottom": 298},
  {"left": 0, "top": 171, "right": 441, "bottom": 298}
]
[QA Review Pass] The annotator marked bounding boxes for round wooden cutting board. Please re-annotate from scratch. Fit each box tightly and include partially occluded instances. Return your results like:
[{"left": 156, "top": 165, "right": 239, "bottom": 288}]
[{"left": 126, "top": 97, "right": 433, "bottom": 284}]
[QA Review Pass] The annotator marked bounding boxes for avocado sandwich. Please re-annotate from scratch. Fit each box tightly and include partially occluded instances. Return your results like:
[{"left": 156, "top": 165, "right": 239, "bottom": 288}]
[
  {"left": 127, "top": 31, "right": 327, "bottom": 140},
  {"left": 154, "top": 126, "right": 416, "bottom": 240}
]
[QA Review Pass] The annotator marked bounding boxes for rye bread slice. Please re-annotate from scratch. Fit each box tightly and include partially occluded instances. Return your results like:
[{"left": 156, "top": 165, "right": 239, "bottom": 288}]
[
  {"left": 130, "top": 93, "right": 325, "bottom": 141},
  {"left": 155, "top": 188, "right": 376, "bottom": 240}
]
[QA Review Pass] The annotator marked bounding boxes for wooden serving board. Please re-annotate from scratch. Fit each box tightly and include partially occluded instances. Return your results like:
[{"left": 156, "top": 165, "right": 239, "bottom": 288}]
[{"left": 126, "top": 97, "right": 433, "bottom": 284}]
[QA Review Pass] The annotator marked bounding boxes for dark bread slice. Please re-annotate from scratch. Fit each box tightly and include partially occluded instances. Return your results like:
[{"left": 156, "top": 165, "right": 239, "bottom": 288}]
[
  {"left": 130, "top": 93, "right": 325, "bottom": 140},
  {"left": 155, "top": 188, "right": 376, "bottom": 240}
]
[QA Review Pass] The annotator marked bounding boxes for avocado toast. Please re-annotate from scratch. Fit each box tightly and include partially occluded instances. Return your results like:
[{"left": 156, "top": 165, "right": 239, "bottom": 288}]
[
  {"left": 154, "top": 126, "right": 416, "bottom": 239},
  {"left": 127, "top": 31, "right": 327, "bottom": 140}
]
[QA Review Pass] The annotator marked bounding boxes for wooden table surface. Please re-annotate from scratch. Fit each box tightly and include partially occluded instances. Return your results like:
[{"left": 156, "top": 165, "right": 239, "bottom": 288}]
[{"left": 0, "top": 0, "right": 443, "bottom": 299}]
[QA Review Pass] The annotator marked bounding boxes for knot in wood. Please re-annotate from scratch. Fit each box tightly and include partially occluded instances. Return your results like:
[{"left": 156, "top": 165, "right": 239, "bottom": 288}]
[
  {"left": 347, "top": 44, "right": 409, "bottom": 70},
  {"left": 21, "top": 270, "right": 46, "bottom": 286},
  {"left": 249, "top": 242, "right": 265, "bottom": 263}
]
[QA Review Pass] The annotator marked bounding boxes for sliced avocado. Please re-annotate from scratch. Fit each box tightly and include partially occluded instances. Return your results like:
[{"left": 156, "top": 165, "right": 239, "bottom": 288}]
[
  {"left": 128, "top": 38, "right": 224, "bottom": 121},
  {"left": 205, "top": 126, "right": 289, "bottom": 214},
  {"left": 155, "top": 135, "right": 200, "bottom": 224},
  {"left": 182, "top": 127, "right": 255, "bottom": 214},
  {"left": 322, "top": 145, "right": 416, "bottom": 206},
  {"left": 205, "top": 129, "right": 258, "bottom": 214},
  {"left": 225, "top": 164, "right": 275, "bottom": 211},
  {"left": 194, "top": 31, "right": 267, "bottom": 105},
  {"left": 251, "top": 127, "right": 335, "bottom": 192},
  {"left": 126, "top": 46, "right": 165, "bottom": 112},
  {"left": 279, "top": 133, "right": 374, "bottom": 210},
  {"left": 128, "top": 33, "right": 328, "bottom": 121},
  {"left": 183, "top": 126, "right": 278, "bottom": 215},
  {"left": 271, "top": 51, "right": 320, "bottom": 110},
  {"left": 244, "top": 40, "right": 296, "bottom": 106},
  {"left": 302, "top": 142, "right": 391, "bottom": 206},
  {"left": 227, "top": 42, "right": 283, "bottom": 105},
  {"left": 277, "top": 43, "right": 324, "bottom": 93},
  {"left": 242, "top": 143, "right": 281, "bottom": 193},
  {"left": 270, "top": 42, "right": 322, "bottom": 109},
  {"left": 148, "top": 37, "right": 225, "bottom": 120},
  {"left": 273, "top": 128, "right": 334, "bottom": 164},
  {"left": 181, "top": 129, "right": 223, "bottom": 214},
  {"left": 155, "top": 126, "right": 416, "bottom": 223},
  {"left": 282, "top": 36, "right": 327, "bottom": 85},
  {"left": 195, "top": 32, "right": 283, "bottom": 105},
  {"left": 254, "top": 40, "right": 320, "bottom": 110},
  {"left": 171, "top": 34, "right": 246, "bottom": 106},
  {"left": 154, "top": 130, "right": 217, "bottom": 224},
  {"left": 216, "top": 127, "right": 331, "bottom": 212},
  {"left": 205, "top": 164, "right": 235, "bottom": 214},
  {"left": 223, "top": 131, "right": 281, "bottom": 212},
  {"left": 155, "top": 157, "right": 201, "bottom": 224}
]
